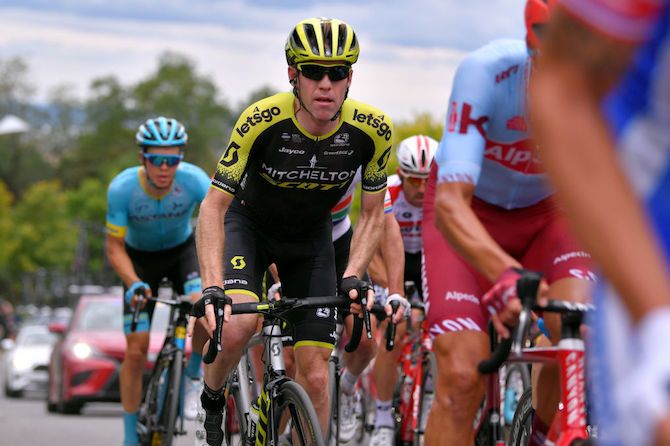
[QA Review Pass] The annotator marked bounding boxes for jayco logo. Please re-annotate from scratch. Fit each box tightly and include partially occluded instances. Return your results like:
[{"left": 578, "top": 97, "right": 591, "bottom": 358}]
[
  {"left": 235, "top": 106, "right": 281, "bottom": 137},
  {"left": 352, "top": 109, "right": 392, "bottom": 141}
]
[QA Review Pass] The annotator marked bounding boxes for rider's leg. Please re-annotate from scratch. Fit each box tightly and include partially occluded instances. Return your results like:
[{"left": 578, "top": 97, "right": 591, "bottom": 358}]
[
  {"left": 201, "top": 293, "right": 260, "bottom": 392},
  {"left": 186, "top": 288, "right": 207, "bottom": 378},
  {"left": 294, "top": 344, "right": 333, "bottom": 437},
  {"left": 425, "top": 330, "right": 489, "bottom": 446},
  {"left": 121, "top": 330, "right": 150, "bottom": 446},
  {"left": 341, "top": 313, "right": 378, "bottom": 393},
  {"left": 372, "top": 319, "right": 407, "bottom": 428}
]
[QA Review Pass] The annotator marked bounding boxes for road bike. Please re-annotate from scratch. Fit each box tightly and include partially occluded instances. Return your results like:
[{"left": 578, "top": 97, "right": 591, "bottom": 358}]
[
  {"left": 130, "top": 283, "right": 194, "bottom": 446},
  {"left": 477, "top": 270, "right": 594, "bottom": 446},
  {"left": 203, "top": 293, "right": 380, "bottom": 446}
]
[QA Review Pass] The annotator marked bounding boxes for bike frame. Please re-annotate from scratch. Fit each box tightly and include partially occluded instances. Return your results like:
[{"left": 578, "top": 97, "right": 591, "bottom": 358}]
[
  {"left": 478, "top": 312, "right": 589, "bottom": 446},
  {"left": 396, "top": 309, "right": 433, "bottom": 445},
  {"left": 136, "top": 290, "right": 192, "bottom": 445}
]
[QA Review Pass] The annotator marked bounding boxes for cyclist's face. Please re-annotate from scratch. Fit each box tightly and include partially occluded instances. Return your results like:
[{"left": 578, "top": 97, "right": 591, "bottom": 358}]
[
  {"left": 289, "top": 62, "right": 352, "bottom": 122},
  {"left": 400, "top": 172, "right": 428, "bottom": 207},
  {"left": 141, "top": 146, "right": 182, "bottom": 189}
]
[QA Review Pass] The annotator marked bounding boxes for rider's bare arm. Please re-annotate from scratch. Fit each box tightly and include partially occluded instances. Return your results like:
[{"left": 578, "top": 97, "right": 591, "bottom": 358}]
[
  {"left": 195, "top": 189, "right": 232, "bottom": 289},
  {"left": 105, "top": 234, "right": 143, "bottom": 290},
  {"left": 380, "top": 213, "right": 405, "bottom": 296},
  {"left": 532, "top": 8, "right": 670, "bottom": 323},
  {"left": 344, "top": 190, "right": 385, "bottom": 280},
  {"left": 434, "top": 181, "right": 520, "bottom": 283}
]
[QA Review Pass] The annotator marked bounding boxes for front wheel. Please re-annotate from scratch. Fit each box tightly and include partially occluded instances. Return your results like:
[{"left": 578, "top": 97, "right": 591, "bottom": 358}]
[
  {"left": 273, "top": 380, "right": 325, "bottom": 446},
  {"left": 507, "top": 388, "right": 533, "bottom": 446}
]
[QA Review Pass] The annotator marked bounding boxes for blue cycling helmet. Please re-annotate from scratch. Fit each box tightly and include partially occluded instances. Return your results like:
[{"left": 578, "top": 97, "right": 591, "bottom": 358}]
[{"left": 136, "top": 116, "right": 188, "bottom": 148}]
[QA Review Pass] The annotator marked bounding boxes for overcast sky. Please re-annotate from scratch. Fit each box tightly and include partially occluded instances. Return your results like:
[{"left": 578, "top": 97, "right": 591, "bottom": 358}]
[{"left": 0, "top": 0, "right": 526, "bottom": 122}]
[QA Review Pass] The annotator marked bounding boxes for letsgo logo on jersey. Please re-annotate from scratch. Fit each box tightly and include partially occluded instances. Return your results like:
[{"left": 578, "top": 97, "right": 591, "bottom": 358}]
[
  {"left": 260, "top": 162, "right": 355, "bottom": 190},
  {"left": 352, "top": 109, "right": 392, "bottom": 141},
  {"left": 235, "top": 106, "right": 281, "bottom": 137},
  {"left": 484, "top": 138, "right": 542, "bottom": 173}
]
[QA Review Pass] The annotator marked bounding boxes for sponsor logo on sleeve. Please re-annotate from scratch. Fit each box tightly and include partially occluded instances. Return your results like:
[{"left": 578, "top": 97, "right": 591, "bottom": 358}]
[
  {"left": 235, "top": 106, "right": 281, "bottom": 137},
  {"left": 352, "top": 109, "right": 392, "bottom": 141}
]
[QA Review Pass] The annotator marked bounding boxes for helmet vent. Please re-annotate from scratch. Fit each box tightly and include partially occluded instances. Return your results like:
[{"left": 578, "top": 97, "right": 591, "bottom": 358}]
[
  {"left": 291, "top": 29, "right": 305, "bottom": 51},
  {"left": 322, "top": 21, "right": 332, "bottom": 57},
  {"left": 337, "top": 23, "right": 347, "bottom": 56},
  {"left": 303, "top": 23, "right": 320, "bottom": 55}
]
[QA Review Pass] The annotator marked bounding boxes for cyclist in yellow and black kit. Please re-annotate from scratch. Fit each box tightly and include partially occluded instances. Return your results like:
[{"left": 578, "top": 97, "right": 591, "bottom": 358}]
[{"left": 188, "top": 17, "right": 394, "bottom": 445}]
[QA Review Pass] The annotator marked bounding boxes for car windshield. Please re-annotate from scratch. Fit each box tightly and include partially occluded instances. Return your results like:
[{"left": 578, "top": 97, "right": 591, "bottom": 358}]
[
  {"left": 76, "top": 301, "right": 123, "bottom": 331},
  {"left": 17, "top": 331, "right": 57, "bottom": 346}
]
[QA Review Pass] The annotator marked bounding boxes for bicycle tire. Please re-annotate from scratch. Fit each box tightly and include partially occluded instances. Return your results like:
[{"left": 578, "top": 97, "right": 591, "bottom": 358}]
[
  {"left": 138, "top": 349, "right": 173, "bottom": 446},
  {"left": 274, "top": 380, "right": 325, "bottom": 446},
  {"left": 502, "top": 364, "right": 531, "bottom": 428},
  {"left": 326, "top": 356, "right": 339, "bottom": 444},
  {"left": 508, "top": 388, "right": 533, "bottom": 446},
  {"left": 160, "top": 348, "right": 183, "bottom": 446}
]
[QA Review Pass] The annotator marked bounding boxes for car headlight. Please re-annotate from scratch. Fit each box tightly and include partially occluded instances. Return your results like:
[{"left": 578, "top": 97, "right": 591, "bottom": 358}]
[
  {"left": 12, "top": 353, "right": 32, "bottom": 371},
  {"left": 72, "top": 342, "right": 93, "bottom": 360}
]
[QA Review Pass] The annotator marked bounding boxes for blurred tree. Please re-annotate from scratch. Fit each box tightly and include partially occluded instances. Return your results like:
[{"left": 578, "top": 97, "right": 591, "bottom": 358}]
[
  {"left": 0, "top": 181, "right": 14, "bottom": 295},
  {"left": 65, "top": 178, "right": 108, "bottom": 273},
  {"left": 0, "top": 181, "right": 17, "bottom": 269},
  {"left": 132, "top": 52, "right": 234, "bottom": 170},
  {"left": 57, "top": 76, "right": 134, "bottom": 187},
  {"left": 234, "top": 85, "right": 279, "bottom": 116},
  {"left": 40, "top": 85, "right": 83, "bottom": 159},
  {"left": 11, "top": 181, "right": 77, "bottom": 273},
  {"left": 0, "top": 134, "right": 55, "bottom": 198},
  {"left": 0, "top": 57, "right": 35, "bottom": 119}
]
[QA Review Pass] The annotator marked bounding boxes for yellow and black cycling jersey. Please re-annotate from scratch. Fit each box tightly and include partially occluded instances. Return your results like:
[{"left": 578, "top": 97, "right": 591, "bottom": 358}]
[{"left": 212, "top": 92, "right": 393, "bottom": 233}]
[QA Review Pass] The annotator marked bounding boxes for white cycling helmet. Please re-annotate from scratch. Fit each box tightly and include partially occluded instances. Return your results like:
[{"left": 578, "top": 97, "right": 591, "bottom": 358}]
[{"left": 396, "top": 135, "right": 438, "bottom": 178}]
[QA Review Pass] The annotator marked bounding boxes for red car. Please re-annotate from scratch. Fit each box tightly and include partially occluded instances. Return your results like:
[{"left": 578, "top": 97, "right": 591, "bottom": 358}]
[{"left": 47, "top": 293, "right": 186, "bottom": 414}]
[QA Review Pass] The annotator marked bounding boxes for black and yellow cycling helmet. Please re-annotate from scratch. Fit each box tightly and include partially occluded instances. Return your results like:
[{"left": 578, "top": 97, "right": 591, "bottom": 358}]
[{"left": 285, "top": 17, "right": 360, "bottom": 66}]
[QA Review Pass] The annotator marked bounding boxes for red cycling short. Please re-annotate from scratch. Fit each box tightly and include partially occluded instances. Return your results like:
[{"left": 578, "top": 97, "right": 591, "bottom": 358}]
[{"left": 422, "top": 165, "right": 595, "bottom": 337}]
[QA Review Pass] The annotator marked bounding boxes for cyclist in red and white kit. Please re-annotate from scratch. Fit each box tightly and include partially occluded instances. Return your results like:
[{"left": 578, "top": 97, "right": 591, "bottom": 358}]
[
  {"left": 422, "top": 2, "right": 595, "bottom": 445},
  {"left": 368, "top": 135, "right": 438, "bottom": 445}
]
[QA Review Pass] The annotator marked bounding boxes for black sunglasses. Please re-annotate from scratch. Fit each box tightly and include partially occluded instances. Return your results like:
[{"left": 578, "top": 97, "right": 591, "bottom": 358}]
[{"left": 298, "top": 64, "right": 350, "bottom": 82}]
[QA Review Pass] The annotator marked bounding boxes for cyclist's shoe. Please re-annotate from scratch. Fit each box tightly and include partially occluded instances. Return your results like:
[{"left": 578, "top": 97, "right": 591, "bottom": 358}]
[
  {"left": 184, "top": 377, "right": 202, "bottom": 420},
  {"left": 337, "top": 389, "right": 363, "bottom": 443},
  {"left": 369, "top": 426, "right": 395, "bottom": 446},
  {"left": 198, "top": 391, "right": 225, "bottom": 446},
  {"left": 278, "top": 432, "right": 293, "bottom": 446}
]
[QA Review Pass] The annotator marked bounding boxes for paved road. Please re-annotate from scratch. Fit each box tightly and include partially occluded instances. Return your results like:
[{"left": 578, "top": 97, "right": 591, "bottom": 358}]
[{"left": 0, "top": 352, "right": 198, "bottom": 446}]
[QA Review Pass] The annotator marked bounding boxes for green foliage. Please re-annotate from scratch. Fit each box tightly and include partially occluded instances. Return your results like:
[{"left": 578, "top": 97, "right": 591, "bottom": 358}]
[
  {"left": 0, "top": 182, "right": 16, "bottom": 269},
  {"left": 132, "top": 52, "right": 235, "bottom": 170},
  {"left": 11, "top": 181, "right": 78, "bottom": 273}
]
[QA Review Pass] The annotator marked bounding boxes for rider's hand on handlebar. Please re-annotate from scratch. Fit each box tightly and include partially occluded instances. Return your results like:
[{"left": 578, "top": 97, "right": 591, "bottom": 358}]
[
  {"left": 125, "top": 281, "right": 150, "bottom": 310},
  {"left": 267, "top": 282, "right": 282, "bottom": 301},
  {"left": 339, "top": 275, "right": 374, "bottom": 316},
  {"left": 188, "top": 286, "right": 231, "bottom": 337},
  {"left": 481, "top": 267, "right": 548, "bottom": 338},
  {"left": 385, "top": 293, "right": 410, "bottom": 324}
]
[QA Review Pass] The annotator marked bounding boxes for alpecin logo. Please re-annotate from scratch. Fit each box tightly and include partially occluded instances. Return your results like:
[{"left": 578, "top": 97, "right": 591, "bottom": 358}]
[{"left": 235, "top": 106, "right": 281, "bottom": 137}]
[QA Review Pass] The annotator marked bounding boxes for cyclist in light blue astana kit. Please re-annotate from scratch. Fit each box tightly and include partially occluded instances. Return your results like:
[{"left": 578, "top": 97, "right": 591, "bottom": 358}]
[{"left": 106, "top": 116, "right": 211, "bottom": 446}]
